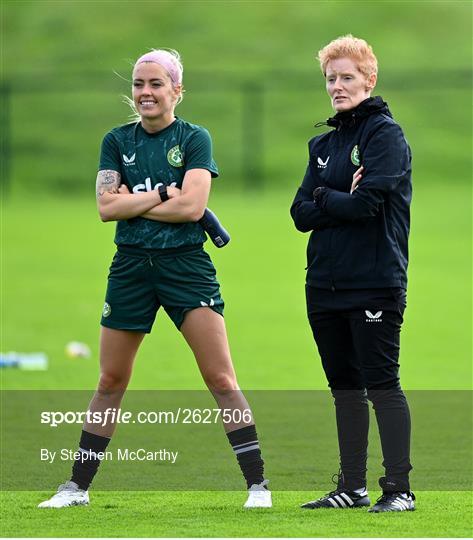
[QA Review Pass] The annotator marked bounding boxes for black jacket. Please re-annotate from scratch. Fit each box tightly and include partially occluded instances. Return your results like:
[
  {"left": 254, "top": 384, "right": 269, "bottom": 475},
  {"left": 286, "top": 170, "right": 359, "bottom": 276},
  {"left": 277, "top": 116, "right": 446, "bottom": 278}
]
[{"left": 290, "top": 96, "right": 412, "bottom": 290}]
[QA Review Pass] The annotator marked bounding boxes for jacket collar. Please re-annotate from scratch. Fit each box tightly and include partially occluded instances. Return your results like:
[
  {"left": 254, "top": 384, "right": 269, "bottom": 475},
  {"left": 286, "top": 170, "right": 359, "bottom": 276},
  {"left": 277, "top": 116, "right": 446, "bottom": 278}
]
[{"left": 315, "top": 96, "right": 392, "bottom": 129}]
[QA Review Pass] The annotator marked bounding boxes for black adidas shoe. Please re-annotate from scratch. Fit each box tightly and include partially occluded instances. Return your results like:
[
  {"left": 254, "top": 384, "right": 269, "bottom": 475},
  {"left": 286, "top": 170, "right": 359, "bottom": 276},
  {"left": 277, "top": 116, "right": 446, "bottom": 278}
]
[
  {"left": 368, "top": 491, "right": 415, "bottom": 513},
  {"left": 301, "top": 488, "right": 370, "bottom": 509}
]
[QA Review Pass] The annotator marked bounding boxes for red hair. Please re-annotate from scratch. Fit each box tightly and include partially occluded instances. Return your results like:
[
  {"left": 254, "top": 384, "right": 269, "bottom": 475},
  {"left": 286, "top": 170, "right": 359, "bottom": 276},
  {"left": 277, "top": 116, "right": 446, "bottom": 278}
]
[{"left": 317, "top": 35, "right": 378, "bottom": 78}]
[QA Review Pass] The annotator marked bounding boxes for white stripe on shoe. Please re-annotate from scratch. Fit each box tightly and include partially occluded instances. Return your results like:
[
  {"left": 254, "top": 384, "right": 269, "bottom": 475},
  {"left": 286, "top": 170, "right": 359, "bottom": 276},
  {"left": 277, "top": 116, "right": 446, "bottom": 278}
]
[
  {"left": 398, "top": 498, "right": 410, "bottom": 510},
  {"left": 340, "top": 492, "right": 354, "bottom": 506}
]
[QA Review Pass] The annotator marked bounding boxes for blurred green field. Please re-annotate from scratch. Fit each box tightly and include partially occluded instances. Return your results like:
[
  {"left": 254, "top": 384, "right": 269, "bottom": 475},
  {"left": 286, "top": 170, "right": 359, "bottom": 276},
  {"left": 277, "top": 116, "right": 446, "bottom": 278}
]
[
  {"left": 2, "top": 185, "right": 471, "bottom": 391},
  {"left": 2, "top": 1, "right": 472, "bottom": 193}
]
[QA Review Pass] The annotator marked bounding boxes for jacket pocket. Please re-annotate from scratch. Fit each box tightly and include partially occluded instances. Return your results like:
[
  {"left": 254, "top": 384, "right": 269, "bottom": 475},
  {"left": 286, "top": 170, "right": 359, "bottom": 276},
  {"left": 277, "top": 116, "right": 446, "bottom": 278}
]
[{"left": 331, "top": 220, "right": 378, "bottom": 280}]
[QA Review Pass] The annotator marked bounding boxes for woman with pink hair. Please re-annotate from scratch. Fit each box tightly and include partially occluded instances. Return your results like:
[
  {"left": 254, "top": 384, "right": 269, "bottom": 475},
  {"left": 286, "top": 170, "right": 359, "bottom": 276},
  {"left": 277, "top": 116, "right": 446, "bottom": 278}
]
[{"left": 38, "top": 49, "right": 271, "bottom": 510}]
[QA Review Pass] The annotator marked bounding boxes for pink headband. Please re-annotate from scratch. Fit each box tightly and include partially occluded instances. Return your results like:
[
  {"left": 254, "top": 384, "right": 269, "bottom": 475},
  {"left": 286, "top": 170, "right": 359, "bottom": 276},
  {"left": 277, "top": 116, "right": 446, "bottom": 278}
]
[{"left": 134, "top": 51, "right": 183, "bottom": 86}]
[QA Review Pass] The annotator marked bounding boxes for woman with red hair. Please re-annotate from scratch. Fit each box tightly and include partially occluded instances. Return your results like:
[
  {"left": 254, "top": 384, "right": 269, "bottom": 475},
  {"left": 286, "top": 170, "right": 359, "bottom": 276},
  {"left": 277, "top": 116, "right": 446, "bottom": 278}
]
[{"left": 291, "top": 35, "right": 415, "bottom": 513}]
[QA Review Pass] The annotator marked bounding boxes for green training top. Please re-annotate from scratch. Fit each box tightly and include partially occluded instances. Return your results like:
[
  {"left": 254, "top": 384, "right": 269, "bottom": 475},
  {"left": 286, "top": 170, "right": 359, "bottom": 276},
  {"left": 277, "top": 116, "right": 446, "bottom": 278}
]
[{"left": 99, "top": 117, "right": 219, "bottom": 249}]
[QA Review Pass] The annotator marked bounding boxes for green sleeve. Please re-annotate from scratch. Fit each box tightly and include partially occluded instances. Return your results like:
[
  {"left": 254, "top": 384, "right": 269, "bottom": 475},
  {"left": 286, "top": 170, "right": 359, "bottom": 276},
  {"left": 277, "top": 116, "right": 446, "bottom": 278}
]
[
  {"left": 184, "top": 128, "right": 219, "bottom": 178},
  {"left": 99, "top": 132, "right": 122, "bottom": 172}
]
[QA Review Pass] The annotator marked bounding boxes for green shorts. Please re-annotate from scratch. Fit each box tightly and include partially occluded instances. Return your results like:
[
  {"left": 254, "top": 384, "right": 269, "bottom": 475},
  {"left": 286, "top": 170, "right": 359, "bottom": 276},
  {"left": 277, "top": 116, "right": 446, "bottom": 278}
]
[{"left": 100, "top": 243, "right": 224, "bottom": 332}]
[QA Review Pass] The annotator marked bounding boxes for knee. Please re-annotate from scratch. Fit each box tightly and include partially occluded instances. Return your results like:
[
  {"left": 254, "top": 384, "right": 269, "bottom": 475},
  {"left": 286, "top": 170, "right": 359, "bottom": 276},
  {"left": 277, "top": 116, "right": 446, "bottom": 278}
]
[
  {"left": 367, "top": 383, "right": 406, "bottom": 407},
  {"left": 204, "top": 371, "right": 238, "bottom": 394},
  {"left": 332, "top": 388, "right": 368, "bottom": 407},
  {"left": 98, "top": 371, "right": 129, "bottom": 394}
]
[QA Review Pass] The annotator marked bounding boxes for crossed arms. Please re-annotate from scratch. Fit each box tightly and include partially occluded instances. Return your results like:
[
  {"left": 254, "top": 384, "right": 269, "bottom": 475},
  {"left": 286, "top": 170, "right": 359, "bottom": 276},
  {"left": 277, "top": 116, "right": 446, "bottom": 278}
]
[
  {"left": 291, "top": 124, "right": 409, "bottom": 232},
  {"left": 290, "top": 164, "right": 381, "bottom": 232},
  {"left": 95, "top": 169, "right": 211, "bottom": 223}
]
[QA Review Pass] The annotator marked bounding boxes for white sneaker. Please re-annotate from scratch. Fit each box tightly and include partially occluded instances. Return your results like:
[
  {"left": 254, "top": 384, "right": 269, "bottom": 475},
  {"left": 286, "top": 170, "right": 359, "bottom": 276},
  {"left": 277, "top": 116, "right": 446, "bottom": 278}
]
[
  {"left": 38, "top": 481, "right": 89, "bottom": 508},
  {"left": 244, "top": 479, "right": 272, "bottom": 508}
]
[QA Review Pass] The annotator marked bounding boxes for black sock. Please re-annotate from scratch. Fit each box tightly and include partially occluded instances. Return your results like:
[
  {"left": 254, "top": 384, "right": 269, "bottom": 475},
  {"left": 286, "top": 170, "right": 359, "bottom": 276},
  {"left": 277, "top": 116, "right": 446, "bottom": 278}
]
[
  {"left": 71, "top": 430, "right": 110, "bottom": 490},
  {"left": 227, "top": 425, "right": 265, "bottom": 489}
]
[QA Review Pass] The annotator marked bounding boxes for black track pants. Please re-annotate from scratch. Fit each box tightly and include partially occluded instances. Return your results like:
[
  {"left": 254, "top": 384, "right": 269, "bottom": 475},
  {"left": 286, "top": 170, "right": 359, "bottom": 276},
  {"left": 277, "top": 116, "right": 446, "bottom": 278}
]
[{"left": 306, "top": 286, "right": 413, "bottom": 491}]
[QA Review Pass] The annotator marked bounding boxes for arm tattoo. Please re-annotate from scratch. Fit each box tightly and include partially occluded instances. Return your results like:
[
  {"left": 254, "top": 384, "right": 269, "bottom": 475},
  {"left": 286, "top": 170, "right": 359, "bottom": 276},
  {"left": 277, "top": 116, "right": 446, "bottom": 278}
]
[{"left": 96, "top": 170, "right": 121, "bottom": 197}]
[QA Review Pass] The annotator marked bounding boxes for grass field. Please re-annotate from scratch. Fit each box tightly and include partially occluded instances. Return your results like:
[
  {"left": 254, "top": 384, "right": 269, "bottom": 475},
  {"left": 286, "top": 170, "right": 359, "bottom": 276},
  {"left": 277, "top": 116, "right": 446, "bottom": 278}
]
[
  {"left": 1, "top": 186, "right": 471, "bottom": 537},
  {"left": 1, "top": 491, "right": 472, "bottom": 538},
  {"left": 2, "top": 185, "right": 471, "bottom": 391},
  {"left": 3, "top": 1, "right": 472, "bottom": 194}
]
